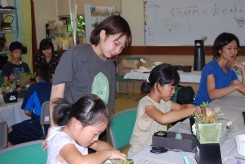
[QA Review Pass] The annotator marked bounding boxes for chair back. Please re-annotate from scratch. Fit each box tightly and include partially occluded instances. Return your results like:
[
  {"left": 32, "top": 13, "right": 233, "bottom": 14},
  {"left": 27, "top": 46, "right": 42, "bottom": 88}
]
[
  {"left": 0, "top": 121, "right": 7, "bottom": 149},
  {"left": 0, "top": 140, "right": 47, "bottom": 164},
  {"left": 109, "top": 108, "right": 137, "bottom": 150},
  {"left": 40, "top": 101, "right": 50, "bottom": 125},
  {"left": 40, "top": 101, "right": 50, "bottom": 138}
]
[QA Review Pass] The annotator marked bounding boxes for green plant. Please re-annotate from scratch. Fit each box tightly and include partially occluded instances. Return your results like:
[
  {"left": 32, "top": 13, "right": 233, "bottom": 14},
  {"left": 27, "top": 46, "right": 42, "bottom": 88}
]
[
  {"left": 68, "top": 15, "right": 85, "bottom": 36},
  {"left": 201, "top": 35, "right": 208, "bottom": 42},
  {"left": 194, "top": 102, "right": 220, "bottom": 124},
  {"left": 2, "top": 72, "right": 36, "bottom": 93},
  {"left": 2, "top": 81, "right": 16, "bottom": 93}
]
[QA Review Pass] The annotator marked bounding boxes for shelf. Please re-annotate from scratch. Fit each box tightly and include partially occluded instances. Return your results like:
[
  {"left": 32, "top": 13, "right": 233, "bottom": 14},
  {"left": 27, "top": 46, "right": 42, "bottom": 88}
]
[
  {"left": 0, "top": 9, "right": 15, "bottom": 14},
  {"left": 0, "top": 30, "right": 16, "bottom": 34}
]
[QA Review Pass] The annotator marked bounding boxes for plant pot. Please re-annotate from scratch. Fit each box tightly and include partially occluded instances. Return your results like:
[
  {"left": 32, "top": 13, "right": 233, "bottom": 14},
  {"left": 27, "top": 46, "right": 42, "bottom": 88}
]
[
  {"left": 196, "top": 123, "right": 222, "bottom": 144},
  {"left": 2, "top": 91, "right": 18, "bottom": 103}
]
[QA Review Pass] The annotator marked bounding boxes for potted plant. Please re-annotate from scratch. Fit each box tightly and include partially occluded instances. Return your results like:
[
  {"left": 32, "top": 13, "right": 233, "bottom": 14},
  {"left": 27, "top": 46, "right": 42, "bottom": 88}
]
[
  {"left": 2, "top": 81, "right": 18, "bottom": 103},
  {"left": 192, "top": 102, "right": 222, "bottom": 144}
]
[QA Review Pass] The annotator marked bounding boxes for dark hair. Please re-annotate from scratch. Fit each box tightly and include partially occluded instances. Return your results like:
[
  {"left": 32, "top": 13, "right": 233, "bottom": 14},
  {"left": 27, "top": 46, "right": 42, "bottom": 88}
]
[
  {"left": 90, "top": 15, "right": 132, "bottom": 48},
  {"left": 9, "top": 41, "right": 23, "bottom": 52},
  {"left": 52, "top": 94, "right": 109, "bottom": 126},
  {"left": 37, "top": 64, "right": 52, "bottom": 82},
  {"left": 39, "top": 38, "right": 54, "bottom": 54},
  {"left": 141, "top": 63, "right": 180, "bottom": 93},
  {"left": 213, "top": 32, "right": 240, "bottom": 59}
]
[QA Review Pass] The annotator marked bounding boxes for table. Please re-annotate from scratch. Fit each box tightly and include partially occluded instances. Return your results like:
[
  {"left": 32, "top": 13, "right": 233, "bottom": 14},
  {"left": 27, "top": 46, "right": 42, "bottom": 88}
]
[
  {"left": 124, "top": 70, "right": 202, "bottom": 83},
  {"left": 0, "top": 98, "right": 29, "bottom": 127},
  {"left": 125, "top": 70, "right": 242, "bottom": 83},
  {"left": 129, "top": 93, "right": 245, "bottom": 164}
]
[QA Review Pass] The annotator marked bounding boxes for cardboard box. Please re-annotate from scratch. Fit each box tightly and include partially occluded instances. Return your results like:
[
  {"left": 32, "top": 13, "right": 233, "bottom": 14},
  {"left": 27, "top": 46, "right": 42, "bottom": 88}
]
[{"left": 152, "top": 131, "right": 198, "bottom": 152}]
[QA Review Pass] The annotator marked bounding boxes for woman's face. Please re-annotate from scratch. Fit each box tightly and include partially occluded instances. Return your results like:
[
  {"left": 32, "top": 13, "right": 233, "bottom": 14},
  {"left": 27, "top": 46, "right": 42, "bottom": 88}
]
[
  {"left": 75, "top": 121, "right": 108, "bottom": 147},
  {"left": 42, "top": 47, "right": 52, "bottom": 58},
  {"left": 99, "top": 30, "right": 127, "bottom": 59},
  {"left": 158, "top": 83, "right": 176, "bottom": 101},
  {"left": 219, "top": 40, "right": 239, "bottom": 62}
]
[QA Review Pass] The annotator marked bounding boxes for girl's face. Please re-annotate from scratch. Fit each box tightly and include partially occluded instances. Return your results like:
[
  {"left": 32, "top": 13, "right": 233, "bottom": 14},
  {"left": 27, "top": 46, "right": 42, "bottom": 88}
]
[
  {"left": 42, "top": 48, "right": 52, "bottom": 58},
  {"left": 11, "top": 49, "right": 22, "bottom": 61},
  {"left": 219, "top": 40, "right": 239, "bottom": 62},
  {"left": 158, "top": 83, "right": 175, "bottom": 101},
  {"left": 99, "top": 30, "right": 127, "bottom": 59},
  {"left": 75, "top": 121, "right": 108, "bottom": 147}
]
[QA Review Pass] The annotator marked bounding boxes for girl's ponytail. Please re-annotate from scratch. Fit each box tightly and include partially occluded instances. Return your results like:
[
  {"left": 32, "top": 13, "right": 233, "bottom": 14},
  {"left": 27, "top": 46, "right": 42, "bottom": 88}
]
[{"left": 52, "top": 98, "right": 72, "bottom": 125}]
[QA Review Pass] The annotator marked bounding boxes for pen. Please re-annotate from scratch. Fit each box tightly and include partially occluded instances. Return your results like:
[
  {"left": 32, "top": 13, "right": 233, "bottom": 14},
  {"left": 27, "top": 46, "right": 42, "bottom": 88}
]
[
  {"left": 184, "top": 156, "right": 190, "bottom": 164},
  {"left": 237, "top": 160, "right": 241, "bottom": 164}
]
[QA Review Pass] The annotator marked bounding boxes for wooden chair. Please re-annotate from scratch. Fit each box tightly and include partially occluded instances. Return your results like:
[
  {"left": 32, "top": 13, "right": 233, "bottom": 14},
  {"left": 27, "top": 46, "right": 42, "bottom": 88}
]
[{"left": 109, "top": 108, "right": 137, "bottom": 150}]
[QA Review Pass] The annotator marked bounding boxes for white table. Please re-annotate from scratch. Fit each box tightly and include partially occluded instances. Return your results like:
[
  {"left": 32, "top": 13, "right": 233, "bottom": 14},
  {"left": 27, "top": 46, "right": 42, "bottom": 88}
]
[
  {"left": 0, "top": 98, "right": 29, "bottom": 127},
  {"left": 124, "top": 70, "right": 202, "bottom": 83},
  {"left": 129, "top": 93, "right": 245, "bottom": 164},
  {"left": 125, "top": 70, "right": 242, "bottom": 84}
]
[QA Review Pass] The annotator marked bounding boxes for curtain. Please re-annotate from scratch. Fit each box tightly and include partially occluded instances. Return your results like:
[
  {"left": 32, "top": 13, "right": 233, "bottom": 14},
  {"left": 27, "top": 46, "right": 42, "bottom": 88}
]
[{"left": 18, "top": 0, "right": 33, "bottom": 71}]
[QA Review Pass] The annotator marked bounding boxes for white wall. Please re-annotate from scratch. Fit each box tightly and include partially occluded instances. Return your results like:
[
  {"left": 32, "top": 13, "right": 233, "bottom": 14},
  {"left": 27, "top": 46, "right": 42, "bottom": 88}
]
[
  {"left": 33, "top": 0, "right": 58, "bottom": 47},
  {"left": 33, "top": 0, "right": 145, "bottom": 46},
  {"left": 121, "top": 0, "right": 144, "bottom": 46}
]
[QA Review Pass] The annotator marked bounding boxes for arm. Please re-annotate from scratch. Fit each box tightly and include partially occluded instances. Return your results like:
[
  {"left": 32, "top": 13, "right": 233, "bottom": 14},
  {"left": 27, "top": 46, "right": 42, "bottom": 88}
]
[
  {"left": 207, "top": 74, "right": 245, "bottom": 99},
  {"left": 24, "top": 110, "right": 32, "bottom": 117},
  {"left": 230, "top": 60, "right": 245, "bottom": 84},
  {"left": 60, "top": 143, "right": 126, "bottom": 164},
  {"left": 171, "top": 101, "right": 195, "bottom": 110},
  {"left": 50, "top": 83, "right": 65, "bottom": 126},
  {"left": 89, "top": 140, "right": 113, "bottom": 151},
  {"left": 145, "top": 105, "right": 196, "bottom": 125}
]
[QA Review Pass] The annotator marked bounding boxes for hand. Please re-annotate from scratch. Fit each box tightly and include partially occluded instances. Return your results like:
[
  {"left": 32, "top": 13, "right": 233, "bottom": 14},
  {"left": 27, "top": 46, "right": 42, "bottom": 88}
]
[
  {"left": 41, "top": 138, "right": 48, "bottom": 151},
  {"left": 41, "top": 127, "right": 51, "bottom": 151},
  {"left": 9, "top": 74, "right": 15, "bottom": 82},
  {"left": 108, "top": 149, "right": 126, "bottom": 161},
  {"left": 229, "top": 60, "right": 244, "bottom": 70},
  {"left": 235, "top": 84, "right": 245, "bottom": 95}
]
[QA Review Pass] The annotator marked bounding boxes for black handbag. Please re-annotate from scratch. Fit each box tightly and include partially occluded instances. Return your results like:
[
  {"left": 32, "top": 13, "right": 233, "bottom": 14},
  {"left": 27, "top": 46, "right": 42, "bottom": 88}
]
[{"left": 3, "top": 91, "right": 18, "bottom": 103}]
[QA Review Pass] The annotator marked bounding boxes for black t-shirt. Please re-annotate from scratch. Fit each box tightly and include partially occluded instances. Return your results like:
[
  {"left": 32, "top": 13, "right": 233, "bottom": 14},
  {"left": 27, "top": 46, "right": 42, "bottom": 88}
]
[{"left": 2, "top": 61, "right": 30, "bottom": 80}]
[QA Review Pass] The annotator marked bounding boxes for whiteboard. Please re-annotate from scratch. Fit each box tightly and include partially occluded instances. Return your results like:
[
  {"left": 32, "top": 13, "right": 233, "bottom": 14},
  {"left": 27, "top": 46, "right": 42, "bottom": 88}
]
[{"left": 144, "top": 0, "right": 245, "bottom": 46}]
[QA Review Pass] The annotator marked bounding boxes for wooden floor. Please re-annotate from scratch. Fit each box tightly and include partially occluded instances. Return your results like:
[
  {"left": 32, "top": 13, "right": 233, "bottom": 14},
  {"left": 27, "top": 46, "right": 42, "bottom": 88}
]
[{"left": 114, "top": 92, "right": 145, "bottom": 113}]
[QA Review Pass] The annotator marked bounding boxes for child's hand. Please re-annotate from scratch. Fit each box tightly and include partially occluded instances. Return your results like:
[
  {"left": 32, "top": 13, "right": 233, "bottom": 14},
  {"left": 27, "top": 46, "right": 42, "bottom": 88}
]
[
  {"left": 9, "top": 74, "right": 15, "bottom": 82},
  {"left": 41, "top": 138, "right": 48, "bottom": 150},
  {"left": 108, "top": 149, "right": 126, "bottom": 161}
]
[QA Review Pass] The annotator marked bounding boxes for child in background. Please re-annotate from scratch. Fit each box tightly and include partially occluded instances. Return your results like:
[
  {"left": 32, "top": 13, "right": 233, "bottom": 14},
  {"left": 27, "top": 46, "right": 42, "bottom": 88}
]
[
  {"left": 47, "top": 94, "right": 126, "bottom": 164},
  {"left": 2, "top": 41, "right": 30, "bottom": 82},
  {"left": 8, "top": 64, "right": 52, "bottom": 146},
  {"left": 128, "top": 63, "right": 198, "bottom": 156},
  {"left": 193, "top": 32, "right": 245, "bottom": 106}
]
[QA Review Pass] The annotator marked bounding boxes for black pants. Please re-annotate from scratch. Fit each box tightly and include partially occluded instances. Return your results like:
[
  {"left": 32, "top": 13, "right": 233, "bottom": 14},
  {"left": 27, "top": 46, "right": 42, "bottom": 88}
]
[{"left": 88, "top": 130, "right": 107, "bottom": 153}]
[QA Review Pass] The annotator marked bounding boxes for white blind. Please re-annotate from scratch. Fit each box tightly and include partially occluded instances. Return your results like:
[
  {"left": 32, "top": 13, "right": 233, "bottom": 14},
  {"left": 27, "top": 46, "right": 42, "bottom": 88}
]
[{"left": 57, "top": 0, "right": 121, "bottom": 16}]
